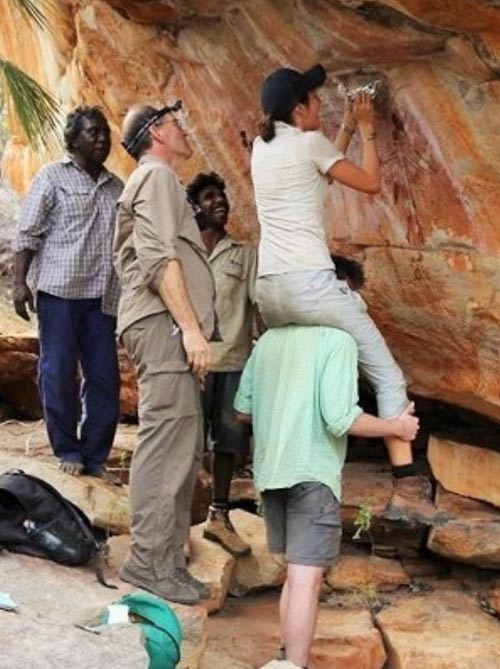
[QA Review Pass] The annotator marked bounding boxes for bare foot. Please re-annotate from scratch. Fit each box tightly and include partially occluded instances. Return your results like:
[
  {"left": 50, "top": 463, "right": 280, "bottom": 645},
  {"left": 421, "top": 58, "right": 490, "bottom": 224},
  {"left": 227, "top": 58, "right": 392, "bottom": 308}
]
[
  {"left": 59, "top": 460, "right": 84, "bottom": 476},
  {"left": 86, "top": 466, "right": 122, "bottom": 486}
]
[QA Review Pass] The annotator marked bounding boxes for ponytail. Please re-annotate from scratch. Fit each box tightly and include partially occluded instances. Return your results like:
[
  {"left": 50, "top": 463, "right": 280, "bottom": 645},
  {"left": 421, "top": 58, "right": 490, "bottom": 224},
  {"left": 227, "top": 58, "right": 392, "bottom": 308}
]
[{"left": 259, "top": 114, "right": 276, "bottom": 143}]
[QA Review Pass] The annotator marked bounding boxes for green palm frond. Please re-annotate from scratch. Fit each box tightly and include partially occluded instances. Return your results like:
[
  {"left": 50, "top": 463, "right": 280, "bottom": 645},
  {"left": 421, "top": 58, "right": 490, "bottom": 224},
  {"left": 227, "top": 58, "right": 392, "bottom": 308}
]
[
  {"left": 0, "top": 58, "right": 61, "bottom": 148},
  {"left": 11, "top": 0, "right": 54, "bottom": 32}
]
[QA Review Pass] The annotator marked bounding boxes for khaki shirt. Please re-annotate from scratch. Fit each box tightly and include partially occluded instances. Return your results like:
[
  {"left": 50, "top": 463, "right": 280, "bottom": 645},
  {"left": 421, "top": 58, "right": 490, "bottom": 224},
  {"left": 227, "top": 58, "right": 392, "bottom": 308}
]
[
  {"left": 209, "top": 236, "right": 257, "bottom": 372},
  {"left": 114, "top": 155, "right": 215, "bottom": 338}
]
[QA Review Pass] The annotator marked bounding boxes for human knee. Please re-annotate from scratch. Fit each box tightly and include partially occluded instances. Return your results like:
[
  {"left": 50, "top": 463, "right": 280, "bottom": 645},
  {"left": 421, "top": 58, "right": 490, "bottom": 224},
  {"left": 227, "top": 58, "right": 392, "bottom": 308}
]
[{"left": 287, "top": 564, "right": 324, "bottom": 590}]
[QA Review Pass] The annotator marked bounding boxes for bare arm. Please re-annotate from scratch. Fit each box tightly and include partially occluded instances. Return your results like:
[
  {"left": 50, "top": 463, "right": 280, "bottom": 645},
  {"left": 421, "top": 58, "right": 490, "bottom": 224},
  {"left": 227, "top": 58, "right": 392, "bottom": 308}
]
[
  {"left": 157, "top": 259, "right": 211, "bottom": 379},
  {"left": 348, "top": 404, "right": 419, "bottom": 442},
  {"left": 328, "top": 93, "right": 380, "bottom": 194},
  {"left": 333, "top": 102, "right": 356, "bottom": 154},
  {"left": 13, "top": 250, "right": 35, "bottom": 321}
]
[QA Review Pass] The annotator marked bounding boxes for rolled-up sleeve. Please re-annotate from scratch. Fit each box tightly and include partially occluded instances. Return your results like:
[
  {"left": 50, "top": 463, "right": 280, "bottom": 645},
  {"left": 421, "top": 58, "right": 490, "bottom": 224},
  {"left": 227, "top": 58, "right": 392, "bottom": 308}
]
[
  {"left": 14, "top": 171, "right": 55, "bottom": 252},
  {"left": 131, "top": 166, "right": 180, "bottom": 290},
  {"left": 234, "top": 350, "right": 256, "bottom": 416},
  {"left": 320, "top": 333, "right": 363, "bottom": 437}
]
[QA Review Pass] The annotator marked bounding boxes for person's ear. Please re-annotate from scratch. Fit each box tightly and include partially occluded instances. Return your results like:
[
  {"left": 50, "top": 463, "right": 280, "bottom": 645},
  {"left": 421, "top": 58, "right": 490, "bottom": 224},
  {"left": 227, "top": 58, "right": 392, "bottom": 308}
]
[{"left": 149, "top": 125, "right": 163, "bottom": 144}]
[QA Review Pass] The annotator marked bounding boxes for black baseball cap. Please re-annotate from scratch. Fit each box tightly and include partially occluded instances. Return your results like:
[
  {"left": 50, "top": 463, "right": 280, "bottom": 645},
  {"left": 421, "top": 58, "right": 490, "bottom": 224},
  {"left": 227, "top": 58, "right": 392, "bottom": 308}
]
[{"left": 261, "top": 64, "right": 326, "bottom": 119}]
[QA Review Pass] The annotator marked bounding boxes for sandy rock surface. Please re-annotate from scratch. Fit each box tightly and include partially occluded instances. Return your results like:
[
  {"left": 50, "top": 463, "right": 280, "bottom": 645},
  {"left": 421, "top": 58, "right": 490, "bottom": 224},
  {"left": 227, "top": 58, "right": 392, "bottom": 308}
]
[
  {"left": 0, "top": 551, "right": 209, "bottom": 668},
  {"left": 428, "top": 436, "right": 500, "bottom": 508},
  {"left": 326, "top": 554, "right": 410, "bottom": 592},
  {"left": 228, "top": 509, "right": 286, "bottom": 596},
  {"left": 376, "top": 590, "right": 500, "bottom": 669},
  {"left": 427, "top": 486, "right": 500, "bottom": 569}
]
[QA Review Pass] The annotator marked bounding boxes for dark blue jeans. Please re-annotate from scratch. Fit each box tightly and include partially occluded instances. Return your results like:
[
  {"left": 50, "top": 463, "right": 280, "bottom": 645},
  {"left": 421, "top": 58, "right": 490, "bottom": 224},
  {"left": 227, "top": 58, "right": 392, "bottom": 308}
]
[{"left": 37, "top": 292, "right": 120, "bottom": 472}]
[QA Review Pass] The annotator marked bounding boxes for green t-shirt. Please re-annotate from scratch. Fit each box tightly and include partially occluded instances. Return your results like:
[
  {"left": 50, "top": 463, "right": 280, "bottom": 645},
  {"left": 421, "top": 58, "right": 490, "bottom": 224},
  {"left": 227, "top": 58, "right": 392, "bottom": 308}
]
[{"left": 234, "top": 325, "right": 363, "bottom": 500}]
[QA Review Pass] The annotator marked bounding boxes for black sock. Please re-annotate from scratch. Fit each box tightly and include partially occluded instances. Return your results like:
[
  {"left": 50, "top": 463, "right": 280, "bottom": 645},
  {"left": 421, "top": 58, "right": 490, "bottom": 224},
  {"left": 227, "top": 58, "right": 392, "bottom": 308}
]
[
  {"left": 392, "top": 463, "right": 416, "bottom": 479},
  {"left": 210, "top": 501, "right": 228, "bottom": 510}
]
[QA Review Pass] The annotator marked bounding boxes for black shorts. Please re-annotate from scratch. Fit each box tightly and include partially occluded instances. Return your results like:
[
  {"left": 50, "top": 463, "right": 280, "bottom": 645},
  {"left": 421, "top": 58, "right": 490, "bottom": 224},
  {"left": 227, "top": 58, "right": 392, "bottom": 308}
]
[
  {"left": 262, "top": 482, "right": 341, "bottom": 567},
  {"left": 202, "top": 371, "right": 250, "bottom": 458}
]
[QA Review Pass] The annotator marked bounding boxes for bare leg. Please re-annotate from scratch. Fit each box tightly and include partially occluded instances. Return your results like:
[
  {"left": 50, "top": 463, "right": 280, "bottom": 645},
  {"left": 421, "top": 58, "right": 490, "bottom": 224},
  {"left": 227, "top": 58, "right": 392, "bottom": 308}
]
[
  {"left": 279, "top": 577, "right": 290, "bottom": 654},
  {"left": 282, "top": 564, "right": 323, "bottom": 667},
  {"left": 384, "top": 436, "right": 413, "bottom": 466}
]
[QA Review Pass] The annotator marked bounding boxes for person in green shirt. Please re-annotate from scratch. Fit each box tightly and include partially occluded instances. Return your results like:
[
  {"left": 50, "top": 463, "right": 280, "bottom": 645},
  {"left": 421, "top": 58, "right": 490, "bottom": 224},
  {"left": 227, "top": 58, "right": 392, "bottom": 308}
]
[{"left": 234, "top": 324, "right": 418, "bottom": 669}]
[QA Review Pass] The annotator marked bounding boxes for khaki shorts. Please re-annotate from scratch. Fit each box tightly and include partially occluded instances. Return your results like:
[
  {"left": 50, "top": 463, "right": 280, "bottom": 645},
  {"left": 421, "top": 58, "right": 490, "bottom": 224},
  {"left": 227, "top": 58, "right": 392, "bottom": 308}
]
[{"left": 262, "top": 482, "right": 341, "bottom": 567}]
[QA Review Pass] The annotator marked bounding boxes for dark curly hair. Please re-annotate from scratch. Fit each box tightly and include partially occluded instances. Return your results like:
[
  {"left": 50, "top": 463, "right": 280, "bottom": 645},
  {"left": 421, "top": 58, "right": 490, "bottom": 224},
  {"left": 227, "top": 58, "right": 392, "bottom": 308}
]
[
  {"left": 186, "top": 171, "right": 226, "bottom": 207},
  {"left": 64, "top": 106, "right": 109, "bottom": 151}
]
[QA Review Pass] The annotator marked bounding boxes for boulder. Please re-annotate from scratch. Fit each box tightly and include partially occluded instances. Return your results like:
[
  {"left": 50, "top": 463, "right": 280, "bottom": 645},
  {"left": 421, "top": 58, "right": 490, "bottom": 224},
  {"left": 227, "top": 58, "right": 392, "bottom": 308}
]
[
  {"left": 376, "top": 591, "right": 500, "bottom": 669},
  {"left": 0, "top": 550, "right": 207, "bottom": 669},
  {"left": 175, "top": 604, "right": 208, "bottom": 669},
  {"left": 0, "top": 332, "right": 138, "bottom": 420},
  {"left": 427, "top": 486, "right": 500, "bottom": 569},
  {"left": 0, "top": 612, "right": 149, "bottom": 669},
  {"left": 0, "top": 451, "right": 130, "bottom": 534},
  {"left": 0, "top": 335, "right": 41, "bottom": 418},
  {"left": 229, "top": 509, "right": 286, "bottom": 596},
  {"left": 486, "top": 581, "right": 500, "bottom": 617},
  {"left": 188, "top": 523, "right": 236, "bottom": 614},
  {"left": 106, "top": 534, "right": 130, "bottom": 572},
  {"left": 312, "top": 608, "right": 386, "bottom": 669},
  {"left": 108, "top": 528, "right": 236, "bottom": 615},
  {"left": 400, "top": 555, "right": 449, "bottom": 580},
  {"left": 428, "top": 436, "right": 500, "bottom": 508},
  {"left": 325, "top": 555, "right": 409, "bottom": 593}
]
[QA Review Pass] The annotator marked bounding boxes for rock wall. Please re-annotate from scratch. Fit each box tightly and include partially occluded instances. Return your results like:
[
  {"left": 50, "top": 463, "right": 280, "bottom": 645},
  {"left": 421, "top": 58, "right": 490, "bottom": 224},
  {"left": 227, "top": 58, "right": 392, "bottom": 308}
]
[{"left": 0, "top": 0, "right": 499, "bottom": 419}]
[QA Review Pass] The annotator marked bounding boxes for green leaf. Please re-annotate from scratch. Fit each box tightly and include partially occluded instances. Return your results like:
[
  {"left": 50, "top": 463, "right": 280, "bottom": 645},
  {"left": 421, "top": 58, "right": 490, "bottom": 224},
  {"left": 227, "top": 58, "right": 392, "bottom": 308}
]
[{"left": 0, "top": 58, "right": 61, "bottom": 148}]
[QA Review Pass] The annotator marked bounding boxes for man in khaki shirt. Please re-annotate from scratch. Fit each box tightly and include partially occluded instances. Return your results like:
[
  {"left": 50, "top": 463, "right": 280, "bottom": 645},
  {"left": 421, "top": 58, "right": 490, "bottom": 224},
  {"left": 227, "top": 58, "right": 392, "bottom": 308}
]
[
  {"left": 187, "top": 172, "right": 257, "bottom": 557},
  {"left": 114, "top": 103, "right": 215, "bottom": 605}
]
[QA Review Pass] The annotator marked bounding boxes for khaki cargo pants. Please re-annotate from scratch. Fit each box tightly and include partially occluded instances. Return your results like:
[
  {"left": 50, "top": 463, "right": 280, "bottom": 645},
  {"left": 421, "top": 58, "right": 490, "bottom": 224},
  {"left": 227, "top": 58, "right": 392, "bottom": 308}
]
[{"left": 122, "top": 312, "right": 203, "bottom": 585}]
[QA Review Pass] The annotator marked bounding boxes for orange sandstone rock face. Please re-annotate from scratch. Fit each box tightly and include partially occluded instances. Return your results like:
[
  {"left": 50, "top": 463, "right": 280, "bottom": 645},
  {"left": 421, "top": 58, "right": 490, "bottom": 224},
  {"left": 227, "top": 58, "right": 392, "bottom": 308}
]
[{"left": 0, "top": 1, "right": 499, "bottom": 418}]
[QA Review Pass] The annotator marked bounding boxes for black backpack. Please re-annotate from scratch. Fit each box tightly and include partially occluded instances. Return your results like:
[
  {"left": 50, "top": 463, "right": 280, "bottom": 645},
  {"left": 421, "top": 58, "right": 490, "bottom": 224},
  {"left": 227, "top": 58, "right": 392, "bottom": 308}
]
[{"left": 0, "top": 469, "right": 116, "bottom": 588}]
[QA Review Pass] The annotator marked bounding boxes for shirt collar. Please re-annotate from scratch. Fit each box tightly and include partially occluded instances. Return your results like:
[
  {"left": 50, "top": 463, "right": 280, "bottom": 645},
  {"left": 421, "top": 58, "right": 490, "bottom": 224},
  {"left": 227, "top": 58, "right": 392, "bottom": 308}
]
[
  {"left": 138, "top": 154, "right": 169, "bottom": 167},
  {"left": 61, "top": 153, "right": 114, "bottom": 185},
  {"left": 210, "top": 234, "right": 244, "bottom": 260},
  {"left": 274, "top": 121, "right": 303, "bottom": 135}
]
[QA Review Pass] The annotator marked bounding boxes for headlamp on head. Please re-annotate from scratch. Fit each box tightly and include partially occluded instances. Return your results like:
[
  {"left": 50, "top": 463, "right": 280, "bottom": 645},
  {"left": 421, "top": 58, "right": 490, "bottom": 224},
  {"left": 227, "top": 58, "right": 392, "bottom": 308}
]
[{"left": 121, "top": 100, "right": 183, "bottom": 155}]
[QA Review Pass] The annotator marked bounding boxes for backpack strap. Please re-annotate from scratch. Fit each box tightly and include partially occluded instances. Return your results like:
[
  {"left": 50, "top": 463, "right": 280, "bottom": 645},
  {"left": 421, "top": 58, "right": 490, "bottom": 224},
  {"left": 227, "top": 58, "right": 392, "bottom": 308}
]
[{"left": 1, "top": 470, "right": 117, "bottom": 589}]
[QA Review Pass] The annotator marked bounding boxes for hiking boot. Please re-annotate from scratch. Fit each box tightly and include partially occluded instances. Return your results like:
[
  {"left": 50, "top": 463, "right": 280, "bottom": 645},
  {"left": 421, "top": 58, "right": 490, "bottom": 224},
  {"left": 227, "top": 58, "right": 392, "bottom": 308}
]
[
  {"left": 383, "top": 475, "right": 450, "bottom": 526},
  {"left": 203, "top": 506, "right": 251, "bottom": 557},
  {"left": 120, "top": 565, "right": 200, "bottom": 605},
  {"left": 175, "top": 567, "right": 211, "bottom": 599}
]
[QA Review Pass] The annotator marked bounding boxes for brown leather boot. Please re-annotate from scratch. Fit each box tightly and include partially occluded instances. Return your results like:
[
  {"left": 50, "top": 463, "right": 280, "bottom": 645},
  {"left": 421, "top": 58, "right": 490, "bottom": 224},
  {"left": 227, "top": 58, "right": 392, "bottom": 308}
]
[
  {"left": 203, "top": 505, "right": 251, "bottom": 557},
  {"left": 383, "top": 475, "right": 450, "bottom": 526}
]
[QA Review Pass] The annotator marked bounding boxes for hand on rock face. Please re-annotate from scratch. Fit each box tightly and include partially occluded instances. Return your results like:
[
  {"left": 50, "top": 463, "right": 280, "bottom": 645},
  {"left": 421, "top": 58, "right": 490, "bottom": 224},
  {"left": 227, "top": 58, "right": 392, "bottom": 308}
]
[
  {"left": 352, "top": 91, "right": 375, "bottom": 131},
  {"left": 393, "top": 404, "right": 419, "bottom": 442},
  {"left": 13, "top": 282, "right": 35, "bottom": 321}
]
